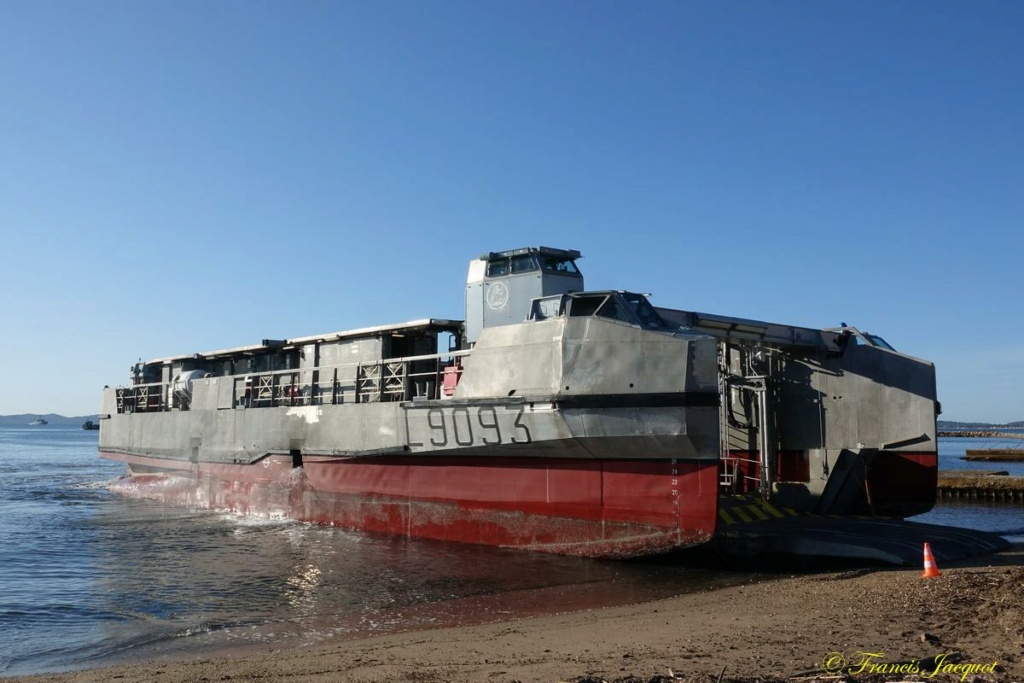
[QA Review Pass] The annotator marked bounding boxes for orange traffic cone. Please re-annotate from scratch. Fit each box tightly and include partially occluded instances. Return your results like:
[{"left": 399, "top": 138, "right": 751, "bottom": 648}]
[{"left": 922, "top": 542, "right": 941, "bottom": 578}]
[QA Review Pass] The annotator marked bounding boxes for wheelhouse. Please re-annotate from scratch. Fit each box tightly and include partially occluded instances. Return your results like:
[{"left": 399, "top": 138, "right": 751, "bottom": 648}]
[{"left": 529, "top": 290, "right": 676, "bottom": 331}]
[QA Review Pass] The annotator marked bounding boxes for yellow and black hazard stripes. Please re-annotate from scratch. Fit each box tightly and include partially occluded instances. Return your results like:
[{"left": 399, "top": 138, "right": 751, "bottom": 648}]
[{"left": 718, "top": 497, "right": 799, "bottom": 526}]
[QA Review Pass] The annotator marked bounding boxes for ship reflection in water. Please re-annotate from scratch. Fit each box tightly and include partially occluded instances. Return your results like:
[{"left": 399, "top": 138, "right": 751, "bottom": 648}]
[{"left": 78, "top": 501, "right": 748, "bottom": 674}]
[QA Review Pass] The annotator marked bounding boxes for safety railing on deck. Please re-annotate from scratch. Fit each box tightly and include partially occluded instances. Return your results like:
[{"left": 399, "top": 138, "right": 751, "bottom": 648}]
[
  {"left": 116, "top": 384, "right": 166, "bottom": 413},
  {"left": 719, "top": 452, "right": 764, "bottom": 494},
  {"left": 114, "top": 350, "right": 471, "bottom": 414}
]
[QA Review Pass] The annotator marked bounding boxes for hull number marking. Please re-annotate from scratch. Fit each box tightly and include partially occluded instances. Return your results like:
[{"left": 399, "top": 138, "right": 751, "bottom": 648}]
[{"left": 408, "top": 406, "right": 532, "bottom": 449}]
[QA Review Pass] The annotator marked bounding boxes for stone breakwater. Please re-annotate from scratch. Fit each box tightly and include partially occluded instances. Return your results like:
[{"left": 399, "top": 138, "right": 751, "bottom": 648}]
[
  {"left": 963, "top": 449, "right": 1024, "bottom": 461},
  {"left": 938, "top": 471, "right": 1024, "bottom": 501},
  {"left": 938, "top": 430, "right": 1024, "bottom": 438}
]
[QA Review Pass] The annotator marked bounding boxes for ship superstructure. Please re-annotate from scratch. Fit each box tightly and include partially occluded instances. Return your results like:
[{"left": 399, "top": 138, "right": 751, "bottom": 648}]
[
  {"left": 656, "top": 307, "right": 938, "bottom": 518},
  {"left": 99, "top": 247, "right": 938, "bottom": 557}
]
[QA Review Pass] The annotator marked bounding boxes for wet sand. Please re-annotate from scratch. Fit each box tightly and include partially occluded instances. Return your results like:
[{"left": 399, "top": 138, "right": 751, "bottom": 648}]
[{"left": 9, "top": 546, "right": 1023, "bottom": 683}]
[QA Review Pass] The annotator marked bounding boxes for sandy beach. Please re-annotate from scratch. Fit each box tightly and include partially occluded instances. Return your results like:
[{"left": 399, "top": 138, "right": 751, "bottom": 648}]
[{"left": 9, "top": 546, "right": 1023, "bottom": 683}]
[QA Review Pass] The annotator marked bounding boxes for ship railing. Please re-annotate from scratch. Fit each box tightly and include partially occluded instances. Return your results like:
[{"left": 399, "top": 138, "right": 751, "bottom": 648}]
[
  {"left": 719, "top": 451, "right": 766, "bottom": 495},
  {"left": 346, "top": 350, "right": 471, "bottom": 404},
  {"left": 114, "top": 350, "right": 472, "bottom": 413},
  {"left": 115, "top": 382, "right": 167, "bottom": 413},
  {"left": 244, "top": 371, "right": 308, "bottom": 408},
  {"left": 238, "top": 350, "right": 471, "bottom": 406}
]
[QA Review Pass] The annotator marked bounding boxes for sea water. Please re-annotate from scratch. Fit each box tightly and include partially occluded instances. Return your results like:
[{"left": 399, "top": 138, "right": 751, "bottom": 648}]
[
  {"left": 0, "top": 426, "right": 741, "bottom": 676},
  {"left": 912, "top": 433, "right": 1024, "bottom": 541},
  {"left": 0, "top": 427, "right": 1019, "bottom": 676}
]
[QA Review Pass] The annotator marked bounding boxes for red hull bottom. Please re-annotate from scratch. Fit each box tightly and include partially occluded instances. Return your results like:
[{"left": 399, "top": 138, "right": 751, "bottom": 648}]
[{"left": 102, "top": 452, "right": 719, "bottom": 559}]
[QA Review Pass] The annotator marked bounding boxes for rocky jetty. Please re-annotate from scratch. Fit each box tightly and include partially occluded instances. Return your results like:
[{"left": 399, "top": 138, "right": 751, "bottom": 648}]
[{"left": 938, "top": 430, "right": 1024, "bottom": 438}]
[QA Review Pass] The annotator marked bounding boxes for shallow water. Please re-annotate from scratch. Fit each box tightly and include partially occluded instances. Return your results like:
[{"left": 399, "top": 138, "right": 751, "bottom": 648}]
[
  {"left": 0, "top": 427, "right": 740, "bottom": 676},
  {"left": 0, "top": 426, "right": 1018, "bottom": 676}
]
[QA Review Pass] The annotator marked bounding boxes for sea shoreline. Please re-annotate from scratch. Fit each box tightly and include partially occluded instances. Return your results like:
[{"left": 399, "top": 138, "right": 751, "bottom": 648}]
[{"left": 9, "top": 544, "right": 1022, "bottom": 683}]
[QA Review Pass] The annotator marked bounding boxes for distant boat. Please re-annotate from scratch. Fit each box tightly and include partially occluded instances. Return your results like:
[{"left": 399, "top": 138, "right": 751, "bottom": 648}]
[
  {"left": 82, "top": 420, "right": 100, "bottom": 431},
  {"left": 28, "top": 418, "right": 48, "bottom": 426}
]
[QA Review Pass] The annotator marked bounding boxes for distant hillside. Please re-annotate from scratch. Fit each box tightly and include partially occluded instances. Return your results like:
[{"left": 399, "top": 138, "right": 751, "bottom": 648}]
[
  {"left": 0, "top": 414, "right": 99, "bottom": 427},
  {"left": 938, "top": 419, "right": 1024, "bottom": 430}
]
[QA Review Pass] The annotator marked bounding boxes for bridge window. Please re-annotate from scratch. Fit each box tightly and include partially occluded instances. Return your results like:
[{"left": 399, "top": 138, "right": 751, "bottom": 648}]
[
  {"left": 530, "top": 295, "right": 566, "bottom": 321},
  {"left": 621, "top": 292, "right": 669, "bottom": 330},
  {"left": 567, "top": 294, "right": 632, "bottom": 323},
  {"left": 511, "top": 254, "right": 538, "bottom": 273},
  {"left": 863, "top": 334, "right": 896, "bottom": 351},
  {"left": 568, "top": 295, "right": 606, "bottom": 317},
  {"left": 541, "top": 256, "right": 580, "bottom": 275},
  {"left": 486, "top": 259, "right": 509, "bottom": 277},
  {"left": 596, "top": 297, "right": 632, "bottom": 323},
  {"left": 487, "top": 254, "right": 540, "bottom": 276}
]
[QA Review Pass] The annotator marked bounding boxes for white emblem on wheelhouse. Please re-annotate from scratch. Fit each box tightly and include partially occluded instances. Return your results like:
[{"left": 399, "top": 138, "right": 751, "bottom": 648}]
[{"left": 486, "top": 282, "right": 509, "bottom": 310}]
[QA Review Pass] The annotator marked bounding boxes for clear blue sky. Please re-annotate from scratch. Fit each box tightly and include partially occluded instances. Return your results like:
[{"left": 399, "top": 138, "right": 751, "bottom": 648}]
[{"left": 1, "top": 1, "right": 1021, "bottom": 422}]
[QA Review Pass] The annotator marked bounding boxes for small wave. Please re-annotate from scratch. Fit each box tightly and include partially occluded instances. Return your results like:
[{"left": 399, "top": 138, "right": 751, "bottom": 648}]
[
  {"left": 173, "top": 622, "right": 217, "bottom": 638},
  {"left": 71, "top": 478, "right": 123, "bottom": 490},
  {"left": 13, "top": 618, "right": 243, "bottom": 675},
  {"left": 219, "top": 511, "right": 295, "bottom": 531},
  {"left": 0, "top": 603, "right": 129, "bottom": 625}
]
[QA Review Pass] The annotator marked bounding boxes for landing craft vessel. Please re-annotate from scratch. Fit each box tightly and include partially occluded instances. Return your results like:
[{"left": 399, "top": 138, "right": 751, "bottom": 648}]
[{"left": 99, "top": 247, "right": 939, "bottom": 558}]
